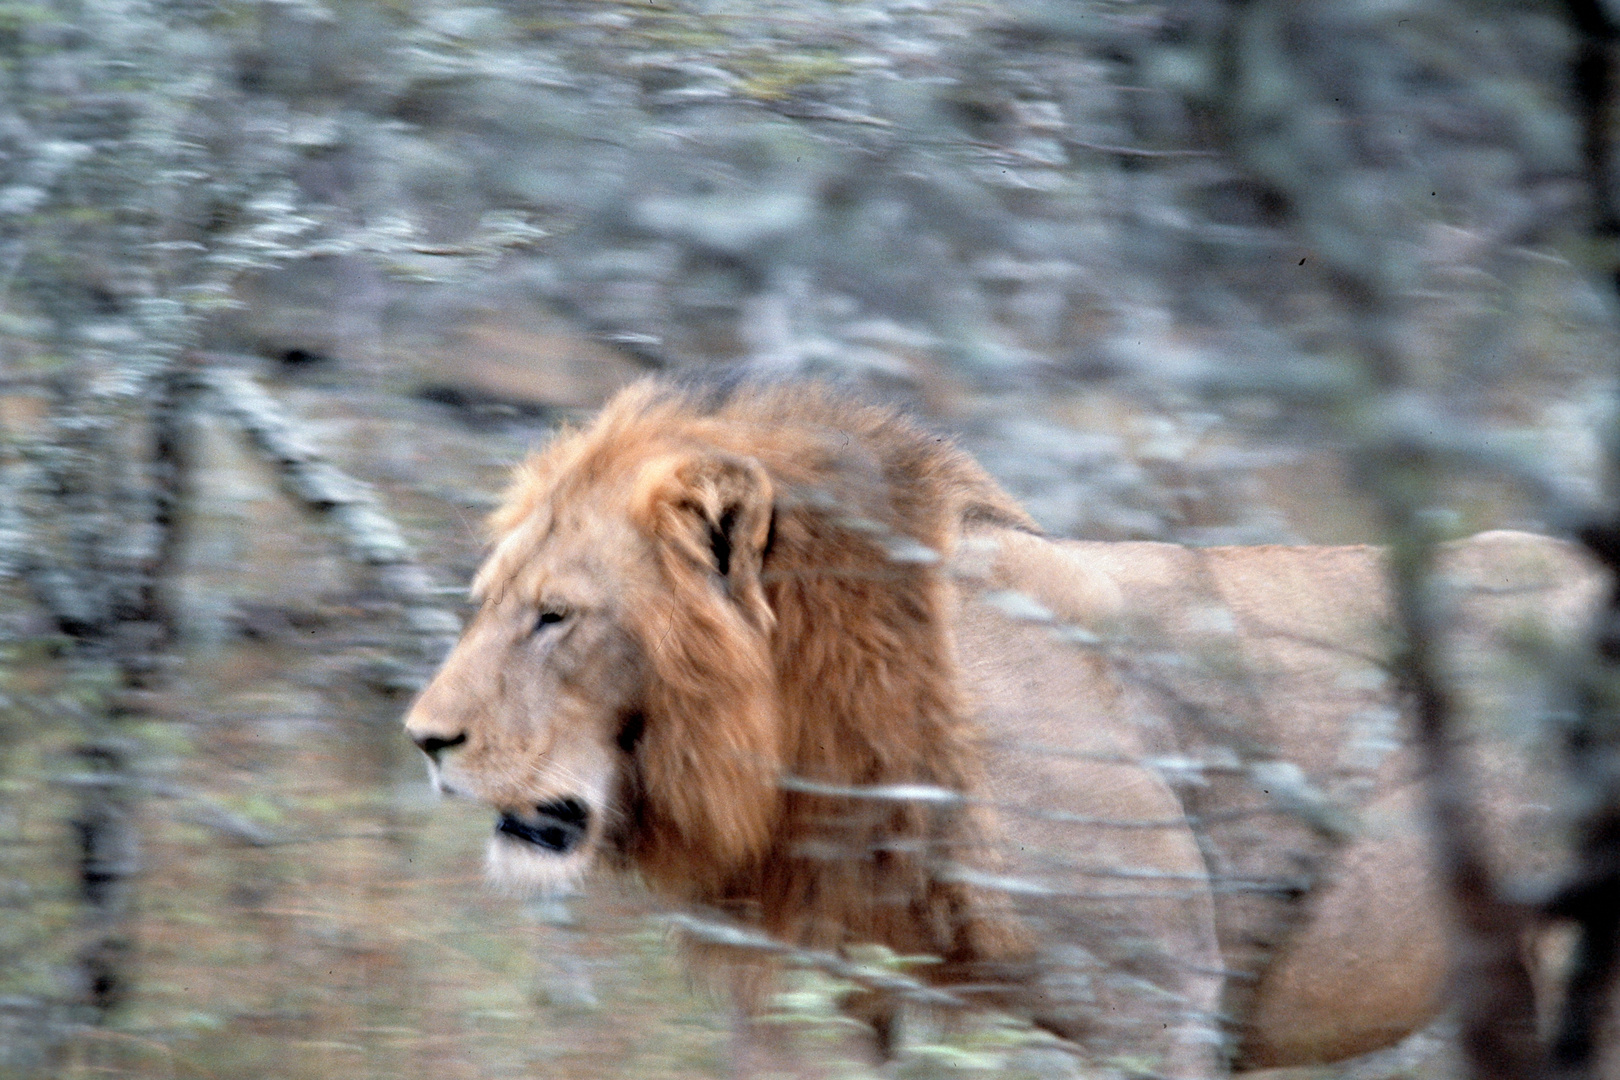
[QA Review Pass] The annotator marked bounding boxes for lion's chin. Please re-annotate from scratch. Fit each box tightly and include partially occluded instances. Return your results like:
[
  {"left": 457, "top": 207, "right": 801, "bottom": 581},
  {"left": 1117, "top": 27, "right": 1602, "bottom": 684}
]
[{"left": 485, "top": 834, "right": 592, "bottom": 896}]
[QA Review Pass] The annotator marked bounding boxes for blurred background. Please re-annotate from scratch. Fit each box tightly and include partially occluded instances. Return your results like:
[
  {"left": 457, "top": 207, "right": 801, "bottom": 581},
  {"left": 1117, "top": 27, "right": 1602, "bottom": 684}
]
[{"left": 0, "top": 0, "right": 1616, "bottom": 1077}]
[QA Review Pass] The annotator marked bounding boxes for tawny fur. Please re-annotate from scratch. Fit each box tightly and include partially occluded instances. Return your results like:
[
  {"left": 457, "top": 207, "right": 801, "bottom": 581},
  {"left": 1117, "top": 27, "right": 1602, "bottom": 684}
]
[{"left": 407, "top": 379, "right": 1605, "bottom": 1074}]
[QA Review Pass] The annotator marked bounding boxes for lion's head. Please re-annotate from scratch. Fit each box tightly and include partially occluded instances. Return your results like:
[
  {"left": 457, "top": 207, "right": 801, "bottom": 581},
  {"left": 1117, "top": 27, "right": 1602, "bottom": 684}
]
[{"left": 405, "top": 379, "right": 1032, "bottom": 920}]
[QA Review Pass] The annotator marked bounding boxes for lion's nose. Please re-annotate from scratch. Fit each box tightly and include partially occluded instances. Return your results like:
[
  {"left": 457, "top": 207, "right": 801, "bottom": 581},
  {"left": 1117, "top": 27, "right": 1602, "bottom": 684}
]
[
  {"left": 412, "top": 731, "right": 467, "bottom": 762},
  {"left": 496, "top": 798, "right": 590, "bottom": 854}
]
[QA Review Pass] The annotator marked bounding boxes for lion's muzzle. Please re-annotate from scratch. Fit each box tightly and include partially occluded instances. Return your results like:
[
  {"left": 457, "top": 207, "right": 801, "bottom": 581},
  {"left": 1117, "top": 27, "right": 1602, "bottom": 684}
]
[{"left": 495, "top": 798, "right": 590, "bottom": 855}]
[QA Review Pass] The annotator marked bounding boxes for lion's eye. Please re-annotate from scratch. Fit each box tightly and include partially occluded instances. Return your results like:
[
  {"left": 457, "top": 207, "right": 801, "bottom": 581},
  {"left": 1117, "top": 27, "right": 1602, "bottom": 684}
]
[{"left": 533, "top": 608, "right": 569, "bottom": 635}]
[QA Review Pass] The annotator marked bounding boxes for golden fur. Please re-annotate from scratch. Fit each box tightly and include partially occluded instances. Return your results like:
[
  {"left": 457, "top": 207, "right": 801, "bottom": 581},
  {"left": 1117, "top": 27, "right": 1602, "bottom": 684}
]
[{"left": 406, "top": 379, "right": 1602, "bottom": 1074}]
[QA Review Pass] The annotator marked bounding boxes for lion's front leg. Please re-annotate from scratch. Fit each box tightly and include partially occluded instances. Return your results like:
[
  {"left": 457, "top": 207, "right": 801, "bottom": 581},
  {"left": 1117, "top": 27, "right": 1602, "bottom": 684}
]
[
  {"left": 726, "top": 991, "right": 889, "bottom": 1080},
  {"left": 1014, "top": 838, "right": 1227, "bottom": 1080},
  {"left": 972, "top": 743, "right": 1226, "bottom": 1078},
  {"left": 1025, "top": 940, "right": 1225, "bottom": 1080},
  {"left": 960, "top": 603, "right": 1228, "bottom": 1077}
]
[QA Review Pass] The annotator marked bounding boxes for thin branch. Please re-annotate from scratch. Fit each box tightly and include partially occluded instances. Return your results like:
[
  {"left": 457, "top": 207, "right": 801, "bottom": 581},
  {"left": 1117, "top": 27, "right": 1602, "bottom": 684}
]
[
  {"left": 195, "top": 357, "right": 459, "bottom": 679},
  {"left": 1388, "top": 526, "right": 1544, "bottom": 1080},
  {"left": 1211, "top": 7, "right": 1547, "bottom": 1077},
  {"left": 1553, "top": 5, "right": 1620, "bottom": 1076}
]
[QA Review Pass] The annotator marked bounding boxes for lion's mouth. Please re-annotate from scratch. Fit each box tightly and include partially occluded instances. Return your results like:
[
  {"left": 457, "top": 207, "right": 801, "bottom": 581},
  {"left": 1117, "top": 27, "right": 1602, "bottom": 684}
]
[{"left": 495, "top": 798, "right": 590, "bottom": 855}]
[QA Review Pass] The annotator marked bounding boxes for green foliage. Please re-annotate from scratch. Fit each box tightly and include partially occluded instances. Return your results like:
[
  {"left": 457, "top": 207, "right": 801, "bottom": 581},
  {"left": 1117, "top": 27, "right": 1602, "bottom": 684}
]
[
  {"left": 727, "top": 48, "right": 853, "bottom": 101},
  {"left": 759, "top": 949, "right": 1064, "bottom": 1079}
]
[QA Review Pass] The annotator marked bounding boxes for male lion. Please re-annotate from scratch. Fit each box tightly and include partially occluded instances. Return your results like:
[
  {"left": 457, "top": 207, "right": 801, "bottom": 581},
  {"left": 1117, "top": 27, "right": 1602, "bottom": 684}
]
[{"left": 405, "top": 378, "right": 1600, "bottom": 1076}]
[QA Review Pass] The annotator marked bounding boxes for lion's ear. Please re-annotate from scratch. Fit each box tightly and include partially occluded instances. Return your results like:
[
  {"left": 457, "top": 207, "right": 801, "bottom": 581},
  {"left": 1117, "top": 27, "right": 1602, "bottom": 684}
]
[
  {"left": 626, "top": 452, "right": 782, "bottom": 884},
  {"left": 632, "top": 452, "right": 775, "bottom": 628}
]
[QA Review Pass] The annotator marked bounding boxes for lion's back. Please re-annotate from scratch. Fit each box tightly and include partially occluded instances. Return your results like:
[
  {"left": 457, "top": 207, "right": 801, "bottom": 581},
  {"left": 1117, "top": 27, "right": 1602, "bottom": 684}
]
[{"left": 972, "top": 526, "right": 1599, "bottom": 799}]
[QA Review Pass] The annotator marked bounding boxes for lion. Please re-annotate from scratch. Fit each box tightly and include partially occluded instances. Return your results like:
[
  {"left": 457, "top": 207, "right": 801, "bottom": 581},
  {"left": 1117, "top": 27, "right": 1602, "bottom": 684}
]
[{"left": 404, "top": 378, "right": 1602, "bottom": 1075}]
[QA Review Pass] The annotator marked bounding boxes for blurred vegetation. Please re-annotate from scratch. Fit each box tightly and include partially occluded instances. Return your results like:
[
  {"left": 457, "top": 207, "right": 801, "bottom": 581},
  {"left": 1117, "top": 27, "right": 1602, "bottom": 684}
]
[{"left": 0, "top": 0, "right": 1617, "bottom": 1076}]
